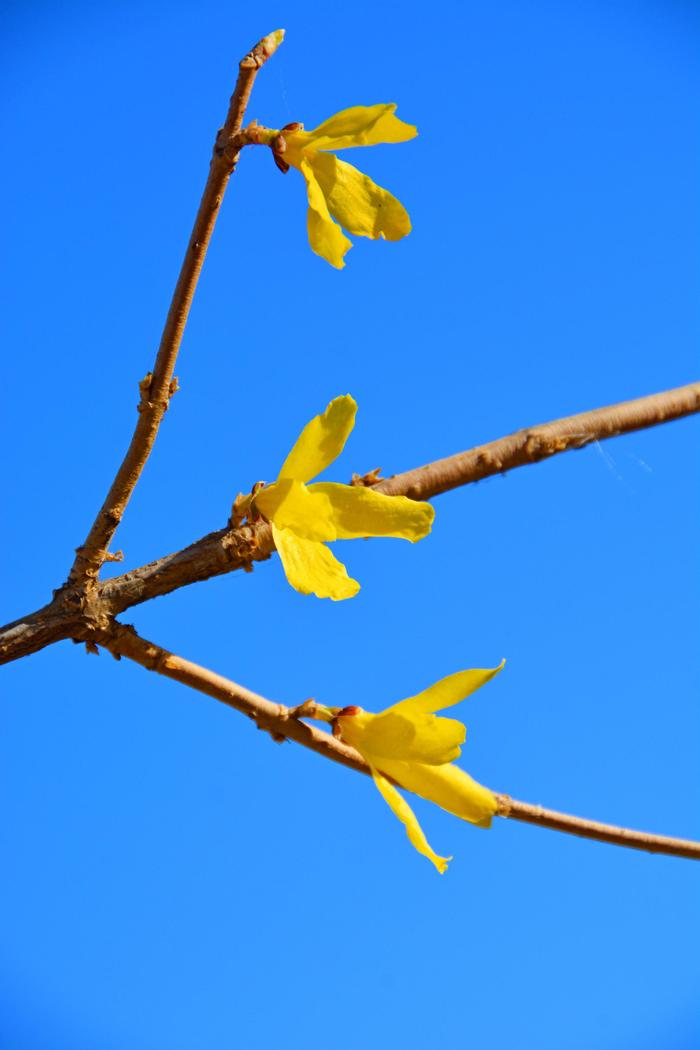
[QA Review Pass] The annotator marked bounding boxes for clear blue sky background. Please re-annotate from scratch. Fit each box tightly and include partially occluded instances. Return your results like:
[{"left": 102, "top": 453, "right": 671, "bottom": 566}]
[{"left": 1, "top": 2, "right": 698, "bottom": 1048}]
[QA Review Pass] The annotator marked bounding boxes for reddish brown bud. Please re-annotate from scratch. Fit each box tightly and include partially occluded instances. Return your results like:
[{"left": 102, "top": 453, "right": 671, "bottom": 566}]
[{"left": 338, "top": 705, "right": 361, "bottom": 717}]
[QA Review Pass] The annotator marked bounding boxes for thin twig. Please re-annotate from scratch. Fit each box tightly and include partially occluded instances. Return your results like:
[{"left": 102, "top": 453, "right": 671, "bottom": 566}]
[
  {"left": 493, "top": 796, "right": 700, "bottom": 860},
  {"left": 99, "top": 623, "right": 700, "bottom": 861},
  {"left": 1, "top": 380, "right": 698, "bottom": 665},
  {"left": 100, "top": 621, "right": 366, "bottom": 775},
  {"left": 66, "top": 29, "right": 284, "bottom": 589},
  {"left": 373, "top": 380, "right": 700, "bottom": 500}
]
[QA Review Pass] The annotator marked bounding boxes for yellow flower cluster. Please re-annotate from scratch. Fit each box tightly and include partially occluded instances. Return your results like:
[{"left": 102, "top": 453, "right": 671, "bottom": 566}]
[{"left": 247, "top": 95, "right": 504, "bottom": 874}]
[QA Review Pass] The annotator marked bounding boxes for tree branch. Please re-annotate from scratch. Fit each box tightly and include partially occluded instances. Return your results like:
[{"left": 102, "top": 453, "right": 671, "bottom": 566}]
[
  {"left": 65, "top": 29, "right": 284, "bottom": 589},
  {"left": 2, "top": 380, "right": 698, "bottom": 665},
  {"left": 493, "top": 796, "right": 700, "bottom": 860},
  {"left": 101, "top": 522, "right": 275, "bottom": 615},
  {"left": 99, "top": 620, "right": 367, "bottom": 775},
  {"left": 99, "top": 379, "right": 700, "bottom": 614},
  {"left": 0, "top": 604, "right": 81, "bottom": 664},
  {"left": 99, "top": 622, "right": 700, "bottom": 862},
  {"left": 373, "top": 380, "right": 700, "bottom": 500}
]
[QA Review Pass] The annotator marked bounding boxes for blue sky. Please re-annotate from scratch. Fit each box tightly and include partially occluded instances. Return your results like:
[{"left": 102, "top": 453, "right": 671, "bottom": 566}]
[{"left": 1, "top": 1, "right": 698, "bottom": 1048}]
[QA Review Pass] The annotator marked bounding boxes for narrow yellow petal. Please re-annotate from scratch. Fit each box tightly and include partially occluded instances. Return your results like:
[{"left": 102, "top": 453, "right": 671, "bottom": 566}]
[
  {"left": 255, "top": 480, "right": 336, "bottom": 541},
  {"left": 370, "top": 765, "right": 451, "bottom": 874},
  {"left": 278, "top": 395, "right": 357, "bottom": 484},
  {"left": 291, "top": 104, "right": 418, "bottom": 152},
  {"left": 299, "top": 156, "right": 352, "bottom": 268},
  {"left": 272, "top": 524, "right": 360, "bottom": 600},
  {"left": 374, "top": 757, "right": 498, "bottom": 828},
  {"left": 337, "top": 707, "right": 464, "bottom": 765},
  {"left": 306, "top": 152, "right": 411, "bottom": 242},
  {"left": 309, "top": 482, "right": 433, "bottom": 541},
  {"left": 390, "top": 663, "right": 506, "bottom": 717}
]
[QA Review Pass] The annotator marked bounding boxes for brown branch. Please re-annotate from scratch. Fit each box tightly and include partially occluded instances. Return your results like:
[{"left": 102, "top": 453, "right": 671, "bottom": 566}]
[
  {"left": 100, "top": 522, "right": 276, "bottom": 615},
  {"left": 2, "top": 380, "right": 698, "bottom": 665},
  {"left": 65, "top": 29, "right": 284, "bottom": 590},
  {"left": 493, "top": 796, "right": 700, "bottom": 860},
  {"left": 373, "top": 380, "right": 700, "bottom": 500},
  {"left": 98, "top": 622, "right": 700, "bottom": 861},
  {"left": 0, "top": 603, "right": 81, "bottom": 664},
  {"left": 100, "top": 620, "right": 366, "bottom": 776},
  {"left": 99, "top": 379, "right": 700, "bottom": 614}
]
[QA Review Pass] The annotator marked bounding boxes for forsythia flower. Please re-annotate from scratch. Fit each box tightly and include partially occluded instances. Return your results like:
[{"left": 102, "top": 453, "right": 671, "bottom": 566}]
[
  {"left": 275, "top": 104, "right": 417, "bottom": 269},
  {"left": 254, "top": 395, "right": 434, "bottom": 600},
  {"left": 332, "top": 663, "right": 505, "bottom": 873}
]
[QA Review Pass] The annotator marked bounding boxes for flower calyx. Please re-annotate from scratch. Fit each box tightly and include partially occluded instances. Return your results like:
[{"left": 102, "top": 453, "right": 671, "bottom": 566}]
[{"left": 270, "top": 123, "right": 305, "bottom": 174}]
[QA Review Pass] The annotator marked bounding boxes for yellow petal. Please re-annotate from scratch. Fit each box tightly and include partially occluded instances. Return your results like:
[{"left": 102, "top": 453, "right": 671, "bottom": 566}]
[
  {"left": 370, "top": 764, "right": 451, "bottom": 874},
  {"left": 309, "top": 483, "right": 434, "bottom": 541},
  {"left": 337, "top": 707, "right": 465, "bottom": 765},
  {"left": 255, "top": 480, "right": 336, "bottom": 541},
  {"left": 390, "top": 663, "right": 506, "bottom": 717},
  {"left": 374, "top": 757, "right": 498, "bottom": 828},
  {"left": 299, "top": 156, "right": 352, "bottom": 268},
  {"left": 278, "top": 395, "right": 357, "bottom": 484},
  {"left": 306, "top": 151, "right": 411, "bottom": 242},
  {"left": 272, "top": 524, "right": 360, "bottom": 600},
  {"left": 291, "top": 104, "right": 418, "bottom": 153}
]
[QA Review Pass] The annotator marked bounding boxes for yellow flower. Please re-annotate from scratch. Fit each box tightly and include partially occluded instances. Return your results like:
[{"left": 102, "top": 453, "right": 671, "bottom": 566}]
[
  {"left": 276, "top": 103, "right": 417, "bottom": 269},
  {"left": 254, "top": 395, "right": 434, "bottom": 600},
  {"left": 332, "top": 663, "right": 505, "bottom": 873}
]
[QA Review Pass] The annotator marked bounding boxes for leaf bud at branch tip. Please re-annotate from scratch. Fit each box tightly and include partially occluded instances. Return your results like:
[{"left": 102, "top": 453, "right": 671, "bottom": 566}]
[
  {"left": 265, "top": 29, "right": 286, "bottom": 52},
  {"left": 242, "top": 29, "right": 285, "bottom": 71}
]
